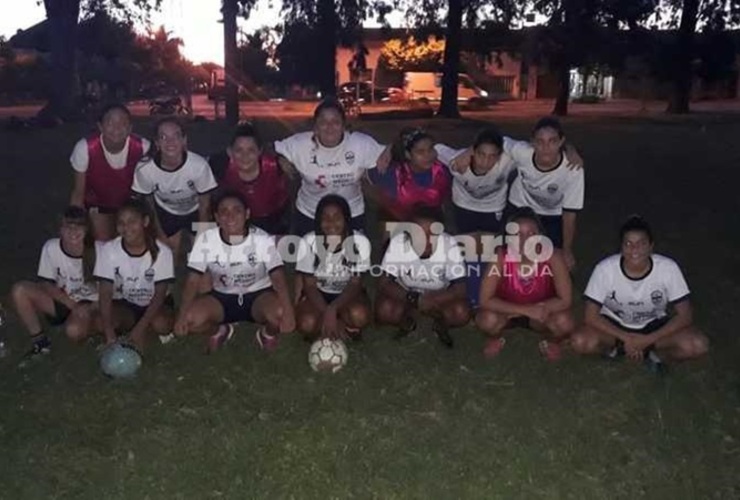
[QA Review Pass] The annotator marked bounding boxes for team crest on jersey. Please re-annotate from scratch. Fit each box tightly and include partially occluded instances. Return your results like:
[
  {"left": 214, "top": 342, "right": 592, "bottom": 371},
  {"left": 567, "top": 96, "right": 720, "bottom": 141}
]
[
  {"left": 247, "top": 253, "right": 257, "bottom": 266},
  {"left": 650, "top": 290, "right": 664, "bottom": 305},
  {"left": 187, "top": 180, "right": 196, "bottom": 191},
  {"left": 344, "top": 151, "right": 356, "bottom": 165},
  {"left": 546, "top": 183, "right": 559, "bottom": 194},
  {"left": 144, "top": 268, "right": 155, "bottom": 282}
]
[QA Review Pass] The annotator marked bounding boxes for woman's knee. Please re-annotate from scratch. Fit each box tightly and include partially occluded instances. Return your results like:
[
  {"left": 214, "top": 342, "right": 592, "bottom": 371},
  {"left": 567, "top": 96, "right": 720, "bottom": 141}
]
[
  {"left": 345, "top": 302, "right": 371, "bottom": 329},
  {"left": 548, "top": 311, "right": 575, "bottom": 338},
  {"left": 297, "top": 311, "right": 320, "bottom": 335},
  {"left": 475, "top": 310, "right": 504, "bottom": 335},
  {"left": 375, "top": 296, "right": 404, "bottom": 325},
  {"left": 570, "top": 328, "right": 601, "bottom": 354},
  {"left": 442, "top": 300, "right": 470, "bottom": 327}
]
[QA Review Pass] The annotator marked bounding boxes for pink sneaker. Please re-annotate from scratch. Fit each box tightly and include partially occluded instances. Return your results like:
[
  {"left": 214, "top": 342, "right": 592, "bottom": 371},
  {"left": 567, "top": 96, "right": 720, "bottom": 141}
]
[
  {"left": 207, "top": 324, "right": 235, "bottom": 353},
  {"left": 483, "top": 337, "right": 506, "bottom": 359},
  {"left": 255, "top": 327, "right": 279, "bottom": 352}
]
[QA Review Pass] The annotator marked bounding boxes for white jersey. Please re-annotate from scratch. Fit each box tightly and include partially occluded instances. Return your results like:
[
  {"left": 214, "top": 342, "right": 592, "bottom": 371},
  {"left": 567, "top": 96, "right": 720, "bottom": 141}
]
[
  {"left": 381, "top": 231, "right": 465, "bottom": 293},
  {"left": 505, "top": 138, "right": 584, "bottom": 216},
  {"left": 94, "top": 237, "right": 174, "bottom": 307},
  {"left": 435, "top": 143, "right": 515, "bottom": 213},
  {"left": 37, "top": 238, "right": 101, "bottom": 302},
  {"left": 274, "top": 131, "right": 386, "bottom": 218},
  {"left": 132, "top": 152, "right": 217, "bottom": 215},
  {"left": 188, "top": 226, "right": 283, "bottom": 295},
  {"left": 70, "top": 135, "right": 151, "bottom": 172},
  {"left": 296, "top": 231, "right": 371, "bottom": 295},
  {"left": 583, "top": 254, "right": 690, "bottom": 329}
]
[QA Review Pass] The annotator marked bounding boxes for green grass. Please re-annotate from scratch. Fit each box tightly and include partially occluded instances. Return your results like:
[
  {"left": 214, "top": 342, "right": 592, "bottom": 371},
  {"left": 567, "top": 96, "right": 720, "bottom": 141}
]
[{"left": 1, "top": 114, "right": 739, "bottom": 499}]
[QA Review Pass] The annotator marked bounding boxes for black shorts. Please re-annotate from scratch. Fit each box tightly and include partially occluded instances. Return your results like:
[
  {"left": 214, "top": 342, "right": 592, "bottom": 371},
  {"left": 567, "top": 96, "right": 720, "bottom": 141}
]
[
  {"left": 252, "top": 207, "right": 289, "bottom": 236},
  {"left": 504, "top": 204, "right": 563, "bottom": 249},
  {"left": 155, "top": 204, "right": 198, "bottom": 237},
  {"left": 453, "top": 205, "right": 503, "bottom": 235},
  {"left": 604, "top": 315, "right": 671, "bottom": 335},
  {"left": 45, "top": 300, "right": 73, "bottom": 326},
  {"left": 114, "top": 295, "right": 175, "bottom": 324},
  {"left": 292, "top": 210, "right": 366, "bottom": 237},
  {"left": 211, "top": 288, "right": 272, "bottom": 324}
]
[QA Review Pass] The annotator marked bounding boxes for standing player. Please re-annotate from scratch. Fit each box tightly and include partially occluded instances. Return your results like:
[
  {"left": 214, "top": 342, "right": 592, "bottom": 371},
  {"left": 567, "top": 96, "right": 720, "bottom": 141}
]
[
  {"left": 295, "top": 195, "right": 372, "bottom": 341},
  {"left": 69, "top": 104, "right": 150, "bottom": 241},
  {"left": 475, "top": 208, "right": 575, "bottom": 361},
  {"left": 95, "top": 199, "right": 175, "bottom": 353},
  {"left": 366, "top": 127, "right": 452, "bottom": 224},
  {"left": 571, "top": 216, "right": 708, "bottom": 372},
  {"left": 173, "top": 191, "right": 295, "bottom": 352},
  {"left": 274, "top": 98, "right": 389, "bottom": 236},
  {"left": 208, "top": 122, "right": 290, "bottom": 236},
  {"left": 11, "top": 207, "right": 100, "bottom": 361},
  {"left": 132, "top": 118, "right": 217, "bottom": 258},
  {"left": 375, "top": 205, "right": 470, "bottom": 348}
]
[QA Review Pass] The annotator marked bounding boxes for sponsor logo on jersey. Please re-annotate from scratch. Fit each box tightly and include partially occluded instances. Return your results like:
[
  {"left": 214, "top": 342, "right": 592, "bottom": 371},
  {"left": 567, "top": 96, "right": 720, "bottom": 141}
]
[
  {"left": 344, "top": 151, "right": 356, "bottom": 165},
  {"left": 650, "top": 290, "right": 664, "bottom": 305}
]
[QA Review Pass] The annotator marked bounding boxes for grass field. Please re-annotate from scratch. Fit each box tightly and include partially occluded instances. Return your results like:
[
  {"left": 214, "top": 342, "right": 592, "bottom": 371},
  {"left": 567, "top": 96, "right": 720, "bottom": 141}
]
[{"left": 0, "top": 112, "right": 739, "bottom": 499}]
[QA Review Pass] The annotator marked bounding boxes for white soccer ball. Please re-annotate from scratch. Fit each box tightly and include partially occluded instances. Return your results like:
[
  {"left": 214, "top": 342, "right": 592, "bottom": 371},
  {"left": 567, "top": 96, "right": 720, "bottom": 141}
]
[{"left": 308, "top": 338, "right": 348, "bottom": 373}]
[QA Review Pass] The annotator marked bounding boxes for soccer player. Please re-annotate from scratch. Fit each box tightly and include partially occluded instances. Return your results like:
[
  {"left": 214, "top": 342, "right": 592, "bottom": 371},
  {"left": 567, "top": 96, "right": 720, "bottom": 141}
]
[
  {"left": 69, "top": 103, "right": 150, "bottom": 241},
  {"left": 208, "top": 122, "right": 290, "bottom": 236},
  {"left": 295, "top": 194, "right": 372, "bottom": 341},
  {"left": 132, "top": 118, "right": 218, "bottom": 258},
  {"left": 274, "top": 98, "right": 390, "bottom": 236},
  {"left": 571, "top": 216, "right": 708, "bottom": 372},
  {"left": 366, "top": 127, "right": 452, "bottom": 223},
  {"left": 173, "top": 191, "right": 295, "bottom": 352},
  {"left": 375, "top": 205, "right": 470, "bottom": 348},
  {"left": 94, "top": 199, "right": 175, "bottom": 353},
  {"left": 11, "top": 207, "right": 100, "bottom": 361},
  {"left": 475, "top": 207, "right": 575, "bottom": 361}
]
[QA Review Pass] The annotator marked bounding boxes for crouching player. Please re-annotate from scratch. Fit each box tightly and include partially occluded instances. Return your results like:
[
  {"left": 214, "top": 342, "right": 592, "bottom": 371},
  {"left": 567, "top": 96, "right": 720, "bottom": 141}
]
[
  {"left": 571, "top": 216, "right": 708, "bottom": 372},
  {"left": 475, "top": 208, "right": 575, "bottom": 361},
  {"left": 174, "top": 191, "right": 295, "bottom": 352},
  {"left": 375, "top": 206, "right": 470, "bottom": 348}
]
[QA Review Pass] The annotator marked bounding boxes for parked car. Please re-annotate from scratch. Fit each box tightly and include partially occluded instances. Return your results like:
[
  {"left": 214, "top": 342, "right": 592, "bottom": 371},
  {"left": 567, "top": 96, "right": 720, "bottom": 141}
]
[{"left": 338, "top": 82, "right": 390, "bottom": 103}]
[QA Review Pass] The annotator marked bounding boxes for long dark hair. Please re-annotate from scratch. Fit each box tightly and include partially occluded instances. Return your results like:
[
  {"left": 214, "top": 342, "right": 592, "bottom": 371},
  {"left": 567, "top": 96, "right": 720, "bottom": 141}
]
[
  {"left": 118, "top": 198, "right": 160, "bottom": 263},
  {"left": 61, "top": 206, "right": 96, "bottom": 282},
  {"left": 391, "top": 127, "right": 433, "bottom": 163},
  {"left": 141, "top": 117, "right": 186, "bottom": 164},
  {"left": 505, "top": 206, "right": 545, "bottom": 235},
  {"left": 314, "top": 194, "right": 356, "bottom": 267}
]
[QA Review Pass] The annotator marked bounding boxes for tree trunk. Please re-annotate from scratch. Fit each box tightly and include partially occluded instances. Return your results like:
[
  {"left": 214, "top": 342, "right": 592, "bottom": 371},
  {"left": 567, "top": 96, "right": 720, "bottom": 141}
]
[
  {"left": 437, "top": 0, "right": 462, "bottom": 118},
  {"left": 41, "top": 0, "right": 81, "bottom": 121},
  {"left": 552, "top": 62, "right": 570, "bottom": 116},
  {"left": 317, "top": 0, "right": 338, "bottom": 97},
  {"left": 223, "top": 0, "right": 239, "bottom": 125},
  {"left": 666, "top": 0, "right": 699, "bottom": 114}
]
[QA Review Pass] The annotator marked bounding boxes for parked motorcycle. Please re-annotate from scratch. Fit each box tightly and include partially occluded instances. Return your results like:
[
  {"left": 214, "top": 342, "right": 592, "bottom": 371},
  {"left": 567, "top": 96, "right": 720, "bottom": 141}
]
[{"left": 149, "top": 96, "right": 190, "bottom": 117}]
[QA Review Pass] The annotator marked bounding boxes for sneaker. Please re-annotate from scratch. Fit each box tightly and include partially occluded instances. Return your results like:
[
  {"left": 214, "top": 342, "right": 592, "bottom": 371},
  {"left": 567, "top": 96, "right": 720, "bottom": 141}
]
[
  {"left": 483, "top": 337, "right": 506, "bottom": 359},
  {"left": 345, "top": 326, "right": 363, "bottom": 342},
  {"left": 255, "top": 327, "right": 279, "bottom": 352},
  {"left": 433, "top": 320, "right": 454, "bottom": 349},
  {"left": 644, "top": 349, "right": 667, "bottom": 375},
  {"left": 604, "top": 341, "right": 625, "bottom": 360},
  {"left": 18, "top": 337, "right": 51, "bottom": 368},
  {"left": 206, "top": 324, "right": 234, "bottom": 353},
  {"left": 394, "top": 315, "right": 417, "bottom": 340}
]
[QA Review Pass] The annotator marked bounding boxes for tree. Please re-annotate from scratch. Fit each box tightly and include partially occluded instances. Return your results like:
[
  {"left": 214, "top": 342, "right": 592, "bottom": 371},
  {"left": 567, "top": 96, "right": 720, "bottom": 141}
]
[{"left": 379, "top": 37, "right": 445, "bottom": 71}]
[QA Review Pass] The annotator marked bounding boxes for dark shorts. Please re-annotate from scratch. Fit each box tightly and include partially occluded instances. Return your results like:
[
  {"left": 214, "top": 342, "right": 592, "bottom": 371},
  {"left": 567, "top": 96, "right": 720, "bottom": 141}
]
[
  {"left": 114, "top": 295, "right": 175, "bottom": 324},
  {"left": 453, "top": 205, "right": 503, "bottom": 235},
  {"left": 211, "top": 288, "right": 272, "bottom": 324},
  {"left": 252, "top": 207, "right": 289, "bottom": 236},
  {"left": 292, "top": 210, "right": 366, "bottom": 237},
  {"left": 604, "top": 315, "right": 671, "bottom": 335},
  {"left": 504, "top": 204, "right": 563, "bottom": 249},
  {"left": 155, "top": 204, "right": 198, "bottom": 237},
  {"left": 45, "top": 300, "right": 73, "bottom": 326},
  {"left": 86, "top": 206, "right": 118, "bottom": 215}
]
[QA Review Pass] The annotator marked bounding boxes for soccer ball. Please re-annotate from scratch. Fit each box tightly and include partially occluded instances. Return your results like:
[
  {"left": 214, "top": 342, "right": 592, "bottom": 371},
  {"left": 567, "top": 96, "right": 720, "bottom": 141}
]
[
  {"left": 308, "top": 338, "right": 348, "bottom": 373},
  {"left": 100, "top": 343, "right": 142, "bottom": 379}
]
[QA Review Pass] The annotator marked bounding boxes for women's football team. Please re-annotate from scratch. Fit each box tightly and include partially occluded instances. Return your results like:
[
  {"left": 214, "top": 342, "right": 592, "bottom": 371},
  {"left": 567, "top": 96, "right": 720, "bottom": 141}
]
[{"left": 9, "top": 99, "right": 709, "bottom": 372}]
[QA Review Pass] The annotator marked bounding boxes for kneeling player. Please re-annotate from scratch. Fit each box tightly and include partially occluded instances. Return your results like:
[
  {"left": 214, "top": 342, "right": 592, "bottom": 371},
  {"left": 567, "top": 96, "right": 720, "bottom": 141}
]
[
  {"left": 475, "top": 208, "right": 575, "bottom": 360},
  {"left": 295, "top": 194, "right": 372, "bottom": 341},
  {"left": 94, "top": 199, "right": 176, "bottom": 353},
  {"left": 571, "top": 216, "right": 708, "bottom": 372},
  {"left": 375, "top": 206, "right": 470, "bottom": 348},
  {"left": 174, "top": 191, "right": 295, "bottom": 352}
]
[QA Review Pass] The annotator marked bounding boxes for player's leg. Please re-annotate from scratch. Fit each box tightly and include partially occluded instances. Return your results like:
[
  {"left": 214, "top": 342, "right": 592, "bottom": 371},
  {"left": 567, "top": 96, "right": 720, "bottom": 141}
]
[
  {"left": 570, "top": 323, "right": 616, "bottom": 355},
  {"left": 339, "top": 294, "right": 372, "bottom": 340},
  {"left": 64, "top": 301, "right": 98, "bottom": 343},
  {"left": 11, "top": 281, "right": 57, "bottom": 337},
  {"left": 475, "top": 309, "right": 511, "bottom": 358},
  {"left": 295, "top": 297, "right": 321, "bottom": 340},
  {"left": 532, "top": 310, "right": 575, "bottom": 361},
  {"left": 251, "top": 289, "right": 287, "bottom": 351},
  {"left": 654, "top": 326, "right": 709, "bottom": 361}
]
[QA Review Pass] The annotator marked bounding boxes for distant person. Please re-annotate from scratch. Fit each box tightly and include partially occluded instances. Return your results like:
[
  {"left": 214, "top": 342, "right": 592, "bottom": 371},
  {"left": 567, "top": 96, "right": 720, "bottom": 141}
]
[
  {"left": 173, "top": 191, "right": 295, "bottom": 353},
  {"left": 208, "top": 123, "right": 290, "bottom": 236},
  {"left": 295, "top": 195, "right": 372, "bottom": 342},
  {"left": 94, "top": 199, "right": 175, "bottom": 353},
  {"left": 571, "top": 216, "right": 708, "bottom": 372},
  {"left": 11, "top": 207, "right": 101, "bottom": 362},
  {"left": 132, "top": 118, "right": 217, "bottom": 258},
  {"left": 375, "top": 205, "right": 470, "bottom": 348},
  {"left": 475, "top": 208, "right": 575, "bottom": 361},
  {"left": 69, "top": 103, "right": 150, "bottom": 241}
]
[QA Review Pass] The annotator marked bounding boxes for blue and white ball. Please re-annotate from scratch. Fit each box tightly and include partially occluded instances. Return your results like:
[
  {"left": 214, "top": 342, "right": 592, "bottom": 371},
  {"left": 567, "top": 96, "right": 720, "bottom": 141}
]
[{"left": 100, "top": 343, "right": 142, "bottom": 379}]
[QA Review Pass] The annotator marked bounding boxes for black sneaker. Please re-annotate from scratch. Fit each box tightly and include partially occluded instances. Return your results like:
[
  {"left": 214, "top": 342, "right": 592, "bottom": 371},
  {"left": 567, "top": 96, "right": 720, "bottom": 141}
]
[
  {"left": 644, "top": 349, "right": 667, "bottom": 375},
  {"left": 18, "top": 337, "right": 51, "bottom": 368},
  {"left": 433, "top": 320, "right": 454, "bottom": 349},
  {"left": 394, "top": 315, "right": 417, "bottom": 340}
]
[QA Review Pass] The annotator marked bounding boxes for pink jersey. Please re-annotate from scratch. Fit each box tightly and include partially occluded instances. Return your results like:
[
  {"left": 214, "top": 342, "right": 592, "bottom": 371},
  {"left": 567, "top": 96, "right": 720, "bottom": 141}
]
[
  {"left": 495, "top": 248, "right": 556, "bottom": 304},
  {"left": 218, "top": 154, "right": 289, "bottom": 219},
  {"left": 371, "top": 160, "right": 451, "bottom": 220},
  {"left": 84, "top": 134, "right": 145, "bottom": 210}
]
